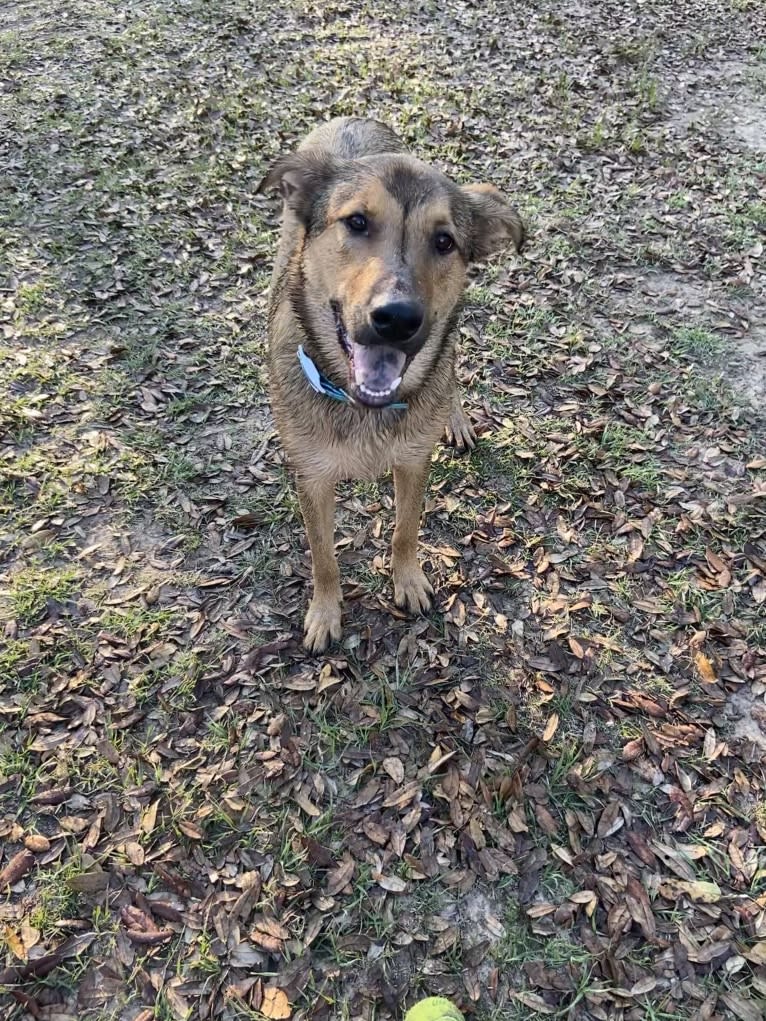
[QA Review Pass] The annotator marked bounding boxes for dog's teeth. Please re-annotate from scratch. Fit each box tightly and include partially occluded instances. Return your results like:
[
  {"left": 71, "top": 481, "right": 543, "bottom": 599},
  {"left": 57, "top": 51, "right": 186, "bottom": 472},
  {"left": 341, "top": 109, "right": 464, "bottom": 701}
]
[{"left": 359, "top": 380, "right": 401, "bottom": 400}]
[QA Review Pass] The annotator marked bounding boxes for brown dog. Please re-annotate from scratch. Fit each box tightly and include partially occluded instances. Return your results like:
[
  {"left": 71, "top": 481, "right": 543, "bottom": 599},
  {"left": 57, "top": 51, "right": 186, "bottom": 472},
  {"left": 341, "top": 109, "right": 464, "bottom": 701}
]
[{"left": 258, "top": 117, "right": 523, "bottom": 652}]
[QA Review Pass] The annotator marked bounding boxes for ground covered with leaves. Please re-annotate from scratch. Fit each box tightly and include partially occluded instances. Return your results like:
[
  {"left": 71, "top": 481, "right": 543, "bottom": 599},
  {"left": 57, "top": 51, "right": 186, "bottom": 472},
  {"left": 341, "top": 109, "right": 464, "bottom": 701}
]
[{"left": 1, "top": 0, "right": 766, "bottom": 1018}]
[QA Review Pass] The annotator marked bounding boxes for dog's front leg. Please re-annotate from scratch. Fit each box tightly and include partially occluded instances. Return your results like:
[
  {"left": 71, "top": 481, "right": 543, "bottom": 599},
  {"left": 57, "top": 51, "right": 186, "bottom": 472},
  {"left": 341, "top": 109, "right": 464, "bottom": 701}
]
[
  {"left": 392, "top": 459, "right": 434, "bottom": 613},
  {"left": 296, "top": 476, "right": 342, "bottom": 652},
  {"left": 444, "top": 390, "right": 476, "bottom": 452}
]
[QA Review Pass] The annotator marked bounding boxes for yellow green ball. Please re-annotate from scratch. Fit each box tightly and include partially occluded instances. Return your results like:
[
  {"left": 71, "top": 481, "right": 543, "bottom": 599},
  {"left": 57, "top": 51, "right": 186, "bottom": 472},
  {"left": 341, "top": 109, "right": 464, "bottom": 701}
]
[{"left": 404, "top": 997, "right": 465, "bottom": 1021}]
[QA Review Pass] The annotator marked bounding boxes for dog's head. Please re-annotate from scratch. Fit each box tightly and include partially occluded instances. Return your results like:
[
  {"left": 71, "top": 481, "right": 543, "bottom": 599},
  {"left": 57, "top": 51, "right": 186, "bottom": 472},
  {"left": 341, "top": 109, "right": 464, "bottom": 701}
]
[{"left": 258, "top": 149, "right": 524, "bottom": 407}]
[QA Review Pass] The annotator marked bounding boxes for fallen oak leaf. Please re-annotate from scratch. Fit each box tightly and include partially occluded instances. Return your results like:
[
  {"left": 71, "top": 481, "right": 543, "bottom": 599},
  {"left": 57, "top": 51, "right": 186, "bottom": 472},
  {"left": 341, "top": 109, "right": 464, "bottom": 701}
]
[
  {"left": 597, "top": 800, "right": 624, "bottom": 838},
  {"left": 0, "top": 932, "right": 95, "bottom": 985},
  {"left": 720, "top": 990, "right": 765, "bottom": 1021},
  {"left": 742, "top": 942, "right": 766, "bottom": 967},
  {"left": 261, "top": 986, "right": 291, "bottom": 1020},
  {"left": 124, "top": 927, "right": 174, "bottom": 945},
  {"left": 23, "top": 834, "right": 50, "bottom": 854},
  {"left": 293, "top": 789, "right": 321, "bottom": 817},
  {"left": 177, "top": 820, "right": 204, "bottom": 840},
  {"left": 630, "top": 976, "right": 658, "bottom": 996},
  {"left": 659, "top": 879, "right": 722, "bottom": 904},
  {"left": 325, "top": 854, "right": 354, "bottom": 895},
  {"left": 621, "top": 736, "right": 644, "bottom": 761},
  {"left": 0, "top": 849, "right": 35, "bottom": 888},
  {"left": 382, "top": 756, "right": 404, "bottom": 783},
  {"left": 2, "top": 925, "right": 26, "bottom": 961},
  {"left": 372, "top": 872, "right": 408, "bottom": 893},
  {"left": 251, "top": 930, "right": 283, "bottom": 953},
  {"left": 569, "top": 890, "right": 598, "bottom": 917},
  {"left": 693, "top": 651, "right": 718, "bottom": 684},
  {"left": 625, "top": 876, "right": 656, "bottom": 940},
  {"left": 512, "top": 991, "right": 556, "bottom": 1014},
  {"left": 252, "top": 917, "right": 290, "bottom": 941},
  {"left": 542, "top": 712, "right": 559, "bottom": 743},
  {"left": 120, "top": 904, "right": 174, "bottom": 944}
]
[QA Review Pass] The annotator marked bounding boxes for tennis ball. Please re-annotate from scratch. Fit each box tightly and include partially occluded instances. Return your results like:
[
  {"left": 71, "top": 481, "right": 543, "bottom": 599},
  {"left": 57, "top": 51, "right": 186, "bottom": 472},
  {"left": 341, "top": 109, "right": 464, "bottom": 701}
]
[{"left": 404, "top": 997, "right": 465, "bottom": 1021}]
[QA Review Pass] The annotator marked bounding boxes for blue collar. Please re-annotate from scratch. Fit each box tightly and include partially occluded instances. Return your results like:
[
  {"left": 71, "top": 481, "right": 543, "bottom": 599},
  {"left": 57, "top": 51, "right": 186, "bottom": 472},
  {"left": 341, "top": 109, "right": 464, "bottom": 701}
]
[{"left": 297, "top": 346, "right": 407, "bottom": 410}]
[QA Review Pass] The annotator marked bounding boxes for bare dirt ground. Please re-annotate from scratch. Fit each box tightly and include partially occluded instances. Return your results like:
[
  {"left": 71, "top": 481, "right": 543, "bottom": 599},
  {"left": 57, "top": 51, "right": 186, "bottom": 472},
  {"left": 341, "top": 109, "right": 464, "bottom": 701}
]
[{"left": 1, "top": 1, "right": 765, "bottom": 1019}]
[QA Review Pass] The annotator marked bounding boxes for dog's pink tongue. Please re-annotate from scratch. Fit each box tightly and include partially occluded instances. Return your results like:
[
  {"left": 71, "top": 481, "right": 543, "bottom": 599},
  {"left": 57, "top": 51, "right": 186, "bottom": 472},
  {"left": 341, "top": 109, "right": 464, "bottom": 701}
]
[{"left": 351, "top": 343, "right": 406, "bottom": 394}]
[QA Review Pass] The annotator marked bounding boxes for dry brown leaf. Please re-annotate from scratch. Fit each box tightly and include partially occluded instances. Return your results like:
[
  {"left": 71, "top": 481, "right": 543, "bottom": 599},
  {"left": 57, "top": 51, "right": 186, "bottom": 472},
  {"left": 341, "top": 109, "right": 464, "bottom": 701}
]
[
  {"left": 597, "top": 801, "right": 624, "bottom": 838},
  {"left": 253, "top": 918, "right": 290, "bottom": 940},
  {"left": 293, "top": 789, "right": 321, "bottom": 817},
  {"left": 625, "top": 877, "right": 656, "bottom": 940},
  {"left": 542, "top": 713, "right": 559, "bottom": 742},
  {"left": 373, "top": 872, "right": 408, "bottom": 893},
  {"left": 178, "top": 820, "right": 203, "bottom": 840},
  {"left": 382, "top": 756, "right": 404, "bottom": 784},
  {"left": 124, "top": 841, "right": 145, "bottom": 866},
  {"left": 621, "top": 737, "right": 644, "bottom": 760},
  {"left": 693, "top": 651, "right": 718, "bottom": 684},
  {"left": 261, "top": 987, "right": 291, "bottom": 1020},
  {"left": 326, "top": 855, "right": 354, "bottom": 896},
  {"left": 2, "top": 925, "right": 26, "bottom": 961},
  {"left": 140, "top": 800, "right": 160, "bottom": 834},
  {"left": 720, "top": 991, "right": 764, "bottom": 1021},
  {"left": 659, "top": 879, "right": 722, "bottom": 903},
  {"left": 0, "top": 849, "right": 35, "bottom": 888},
  {"left": 23, "top": 834, "right": 50, "bottom": 853},
  {"left": 512, "top": 991, "right": 556, "bottom": 1014}
]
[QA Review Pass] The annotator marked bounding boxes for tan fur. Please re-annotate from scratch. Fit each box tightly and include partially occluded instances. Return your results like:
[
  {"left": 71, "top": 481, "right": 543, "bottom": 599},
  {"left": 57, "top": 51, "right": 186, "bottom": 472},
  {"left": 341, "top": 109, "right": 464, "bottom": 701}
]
[{"left": 259, "top": 117, "right": 523, "bottom": 651}]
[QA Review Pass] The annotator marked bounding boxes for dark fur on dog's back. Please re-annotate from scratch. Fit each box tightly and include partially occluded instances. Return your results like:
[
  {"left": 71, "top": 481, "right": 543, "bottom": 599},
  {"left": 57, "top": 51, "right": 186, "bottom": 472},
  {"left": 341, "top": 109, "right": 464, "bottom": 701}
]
[{"left": 259, "top": 117, "right": 524, "bottom": 651}]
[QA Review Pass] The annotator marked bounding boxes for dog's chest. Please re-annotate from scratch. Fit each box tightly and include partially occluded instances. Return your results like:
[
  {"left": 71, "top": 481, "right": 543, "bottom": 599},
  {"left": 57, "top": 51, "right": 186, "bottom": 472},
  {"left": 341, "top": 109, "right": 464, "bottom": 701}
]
[{"left": 298, "top": 429, "right": 432, "bottom": 482}]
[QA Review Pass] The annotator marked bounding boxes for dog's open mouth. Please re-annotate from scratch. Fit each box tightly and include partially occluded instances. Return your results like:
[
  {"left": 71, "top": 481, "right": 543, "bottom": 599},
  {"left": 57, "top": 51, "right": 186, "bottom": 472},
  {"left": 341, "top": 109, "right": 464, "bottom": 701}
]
[{"left": 333, "top": 303, "right": 406, "bottom": 408}]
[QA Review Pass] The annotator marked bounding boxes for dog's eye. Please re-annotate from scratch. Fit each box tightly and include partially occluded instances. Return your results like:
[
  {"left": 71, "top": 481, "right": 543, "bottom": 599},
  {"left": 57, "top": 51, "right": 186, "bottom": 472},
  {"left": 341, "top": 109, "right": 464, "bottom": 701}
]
[
  {"left": 346, "top": 213, "right": 368, "bottom": 233},
  {"left": 435, "top": 232, "right": 455, "bottom": 254}
]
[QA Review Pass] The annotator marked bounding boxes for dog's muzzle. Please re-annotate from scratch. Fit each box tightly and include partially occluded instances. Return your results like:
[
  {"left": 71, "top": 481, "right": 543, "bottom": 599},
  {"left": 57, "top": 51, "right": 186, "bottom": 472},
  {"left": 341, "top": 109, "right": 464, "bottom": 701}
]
[{"left": 333, "top": 302, "right": 417, "bottom": 408}]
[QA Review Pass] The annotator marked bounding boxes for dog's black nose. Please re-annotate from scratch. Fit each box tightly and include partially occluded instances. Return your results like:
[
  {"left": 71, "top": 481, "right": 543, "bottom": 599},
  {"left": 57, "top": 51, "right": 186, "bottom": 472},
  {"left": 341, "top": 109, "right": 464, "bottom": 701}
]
[{"left": 370, "top": 300, "right": 424, "bottom": 343}]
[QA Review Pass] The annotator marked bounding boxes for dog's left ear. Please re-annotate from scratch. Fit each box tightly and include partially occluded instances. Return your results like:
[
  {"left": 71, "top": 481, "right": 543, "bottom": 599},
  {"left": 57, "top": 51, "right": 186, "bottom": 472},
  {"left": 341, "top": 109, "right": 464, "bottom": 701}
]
[
  {"left": 461, "top": 183, "right": 525, "bottom": 260},
  {"left": 257, "top": 150, "right": 342, "bottom": 224}
]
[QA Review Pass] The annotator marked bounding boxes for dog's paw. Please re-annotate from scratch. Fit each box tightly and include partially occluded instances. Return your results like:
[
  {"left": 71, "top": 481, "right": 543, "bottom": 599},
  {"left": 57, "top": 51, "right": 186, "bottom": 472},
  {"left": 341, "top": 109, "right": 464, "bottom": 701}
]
[
  {"left": 444, "top": 407, "right": 476, "bottom": 452},
  {"left": 304, "top": 597, "right": 342, "bottom": 653},
  {"left": 393, "top": 563, "right": 434, "bottom": 614}
]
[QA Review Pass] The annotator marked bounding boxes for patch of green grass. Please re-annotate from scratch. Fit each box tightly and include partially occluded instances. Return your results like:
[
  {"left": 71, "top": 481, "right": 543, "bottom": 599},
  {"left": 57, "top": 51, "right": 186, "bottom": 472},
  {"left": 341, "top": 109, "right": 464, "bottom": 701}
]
[
  {"left": 27, "top": 858, "right": 87, "bottom": 936},
  {"left": 14, "top": 280, "right": 52, "bottom": 316},
  {"left": 671, "top": 326, "right": 726, "bottom": 361},
  {"left": 0, "top": 638, "right": 31, "bottom": 684},
  {"left": 726, "top": 201, "right": 766, "bottom": 247},
  {"left": 660, "top": 568, "right": 731, "bottom": 623},
  {"left": 598, "top": 422, "right": 662, "bottom": 489},
  {"left": 682, "top": 371, "right": 743, "bottom": 415},
  {"left": 5, "top": 564, "right": 80, "bottom": 625},
  {"left": 623, "top": 121, "right": 648, "bottom": 154},
  {"left": 493, "top": 900, "right": 594, "bottom": 972},
  {"left": 166, "top": 395, "right": 200, "bottom": 418},
  {"left": 667, "top": 190, "right": 692, "bottom": 210},
  {"left": 130, "top": 649, "right": 202, "bottom": 711},
  {"left": 539, "top": 863, "right": 577, "bottom": 901},
  {"left": 581, "top": 115, "right": 608, "bottom": 151},
  {"left": 99, "top": 606, "right": 179, "bottom": 637},
  {"left": 634, "top": 69, "right": 660, "bottom": 111},
  {"left": 544, "top": 739, "right": 583, "bottom": 801},
  {"left": 0, "top": 744, "right": 42, "bottom": 807},
  {"left": 613, "top": 36, "right": 656, "bottom": 65},
  {"left": 189, "top": 928, "right": 225, "bottom": 976}
]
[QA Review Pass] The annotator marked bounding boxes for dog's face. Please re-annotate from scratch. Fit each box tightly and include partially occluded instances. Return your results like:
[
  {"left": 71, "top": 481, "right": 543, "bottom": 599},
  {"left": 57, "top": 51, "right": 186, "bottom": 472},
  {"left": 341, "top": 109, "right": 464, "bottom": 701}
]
[{"left": 259, "top": 151, "right": 524, "bottom": 407}]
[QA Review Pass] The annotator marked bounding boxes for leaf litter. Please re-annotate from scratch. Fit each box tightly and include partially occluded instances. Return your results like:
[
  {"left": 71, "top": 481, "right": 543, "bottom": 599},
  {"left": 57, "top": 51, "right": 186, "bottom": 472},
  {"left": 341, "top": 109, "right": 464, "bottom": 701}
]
[{"left": 1, "top": 0, "right": 766, "bottom": 1019}]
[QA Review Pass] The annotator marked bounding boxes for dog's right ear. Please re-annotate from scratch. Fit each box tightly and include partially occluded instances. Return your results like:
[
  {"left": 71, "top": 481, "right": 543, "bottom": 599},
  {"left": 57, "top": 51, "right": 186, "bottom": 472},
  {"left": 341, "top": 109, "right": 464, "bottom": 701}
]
[
  {"left": 461, "top": 183, "right": 525, "bottom": 260},
  {"left": 256, "top": 150, "right": 342, "bottom": 224}
]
